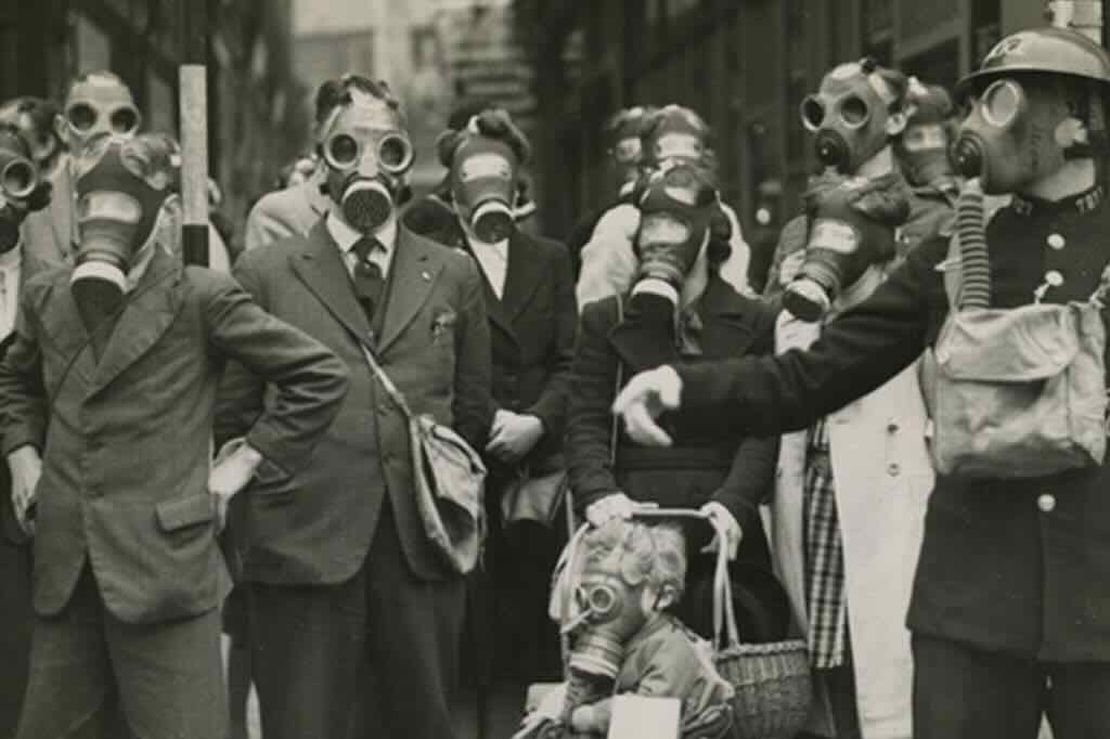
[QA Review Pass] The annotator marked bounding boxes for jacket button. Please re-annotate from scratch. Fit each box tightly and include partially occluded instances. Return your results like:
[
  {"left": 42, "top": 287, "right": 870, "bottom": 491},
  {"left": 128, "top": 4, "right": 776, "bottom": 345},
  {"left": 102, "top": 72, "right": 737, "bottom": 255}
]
[
  {"left": 887, "top": 462, "right": 901, "bottom": 476},
  {"left": 886, "top": 421, "right": 899, "bottom": 433},
  {"left": 1038, "top": 493, "right": 1056, "bottom": 513}
]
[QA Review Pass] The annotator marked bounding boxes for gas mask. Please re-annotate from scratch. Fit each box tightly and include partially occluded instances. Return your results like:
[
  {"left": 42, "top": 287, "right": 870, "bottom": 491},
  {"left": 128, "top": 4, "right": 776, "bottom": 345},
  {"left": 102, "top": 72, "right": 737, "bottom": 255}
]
[
  {"left": 0, "top": 119, "right": 50, "bottom": 252},
  {"left": 801, "top": 60, "right": 903, "bottom": 174},
  {"left": 60, "top": 74, "right": 141, "bottom": 154},
  {"left": 642, "top": 105, "right": 711, "bottom": 171},
  {"left": 447, "top": 122, "right": 521, "bottom": 243},
  {"left": 897, "top": 80, "right": 957, "bottom": 188},
  {"left": 631, "top": 162, "right": 721, "bottom": 313},
  {"left": 321, "top": 91, "right": 414, "bottom": 234},
  {"left": 952, "top": 77, "right": 1081, "bottom": 195},
  {"left": 71, "top": 134, "right": 172, "bottom": 319},
  {"left": 783, "top": 172, "right": 909, "bottom": 321}
]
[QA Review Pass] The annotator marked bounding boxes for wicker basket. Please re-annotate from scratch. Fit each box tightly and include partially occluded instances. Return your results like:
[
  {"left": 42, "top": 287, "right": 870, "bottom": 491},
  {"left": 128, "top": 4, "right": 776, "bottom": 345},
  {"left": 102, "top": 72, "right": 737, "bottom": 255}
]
[
  {"left": 707, "top": 516, "right": 812, "bottom": 739},
  {"left": 715, "top": 639, "right": 811, "bottom": 739}
]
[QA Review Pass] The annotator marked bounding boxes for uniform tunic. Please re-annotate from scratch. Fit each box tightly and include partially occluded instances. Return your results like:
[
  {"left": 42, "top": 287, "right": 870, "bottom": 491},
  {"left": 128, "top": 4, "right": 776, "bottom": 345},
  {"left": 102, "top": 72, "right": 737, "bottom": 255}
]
[{"left": 679, "top": 185, "right": 1110, "bottom": 661}]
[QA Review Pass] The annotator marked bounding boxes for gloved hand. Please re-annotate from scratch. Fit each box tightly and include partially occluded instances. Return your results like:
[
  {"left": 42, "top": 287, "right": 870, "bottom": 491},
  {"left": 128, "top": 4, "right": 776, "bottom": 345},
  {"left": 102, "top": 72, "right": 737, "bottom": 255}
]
[
  {"left": 585, "top": 492, "right": 637, "bottom": 528},
  {"left": 612, "top": 365, "right": 683, "bottom": 447}
]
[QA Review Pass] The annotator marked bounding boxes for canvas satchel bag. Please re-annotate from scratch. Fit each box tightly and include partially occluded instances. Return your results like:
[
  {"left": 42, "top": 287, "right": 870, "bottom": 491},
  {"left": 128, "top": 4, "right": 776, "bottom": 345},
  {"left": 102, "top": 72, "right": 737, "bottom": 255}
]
[
  {"left": 359, "top": 344, "right": 486, "bottom": 574},
  {"left": 921, "top": 236, "right": 1109, "bottom": 478}
]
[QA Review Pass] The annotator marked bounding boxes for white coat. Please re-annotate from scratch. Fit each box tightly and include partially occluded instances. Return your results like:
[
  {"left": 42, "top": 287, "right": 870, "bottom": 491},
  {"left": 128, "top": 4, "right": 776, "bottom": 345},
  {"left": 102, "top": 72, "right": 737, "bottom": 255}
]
[{"left": 771, "top": 304, "right": 934, "bottom": 739}]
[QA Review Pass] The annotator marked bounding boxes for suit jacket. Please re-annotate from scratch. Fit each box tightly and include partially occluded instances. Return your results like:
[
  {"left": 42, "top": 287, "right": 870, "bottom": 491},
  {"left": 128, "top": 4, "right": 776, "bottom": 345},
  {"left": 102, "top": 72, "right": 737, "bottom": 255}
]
[
  {"left": 217, "top": 219, "right": 493, "bottom": 583},
  {"left": 0, "top": 250, "right": 53, "bottom": 546},
  {"left": 0, "top": 249, "right": 348, "bottom": 624},
  {"left": 244, "top": 174, "right": 329, "bottom": 251},
  {"left": 417, "top": 218, "right": 577, "bottom": 473},
  {"left": 678, "top": 187, "right": 1110, "bottom": 661},
  {"left": 566, "top": 275, "right": 779, "bottom": 542}
]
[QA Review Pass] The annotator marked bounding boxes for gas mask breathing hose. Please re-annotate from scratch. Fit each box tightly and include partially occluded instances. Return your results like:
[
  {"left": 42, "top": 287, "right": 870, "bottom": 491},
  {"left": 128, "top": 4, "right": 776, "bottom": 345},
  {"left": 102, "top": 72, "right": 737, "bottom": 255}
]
[{"left": 955, "top": 178, "right": 991, "bottom": 309}]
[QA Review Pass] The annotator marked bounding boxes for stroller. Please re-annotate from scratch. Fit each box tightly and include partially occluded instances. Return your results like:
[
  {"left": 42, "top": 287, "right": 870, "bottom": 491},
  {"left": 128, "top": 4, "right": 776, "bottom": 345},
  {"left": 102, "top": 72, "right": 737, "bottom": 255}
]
[{"left": 516, "top": 506, "right": 811, "bottom": 739}]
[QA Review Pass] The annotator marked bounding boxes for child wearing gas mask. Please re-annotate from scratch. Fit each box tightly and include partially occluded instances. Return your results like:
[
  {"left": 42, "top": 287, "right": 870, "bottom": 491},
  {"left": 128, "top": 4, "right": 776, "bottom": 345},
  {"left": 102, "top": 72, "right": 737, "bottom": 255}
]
[
  {"left": 518, "top": 520, "right": 734, "bottom": 739},
  {"left": 576, "top": 105, "right": 754, "bottom": 309}
]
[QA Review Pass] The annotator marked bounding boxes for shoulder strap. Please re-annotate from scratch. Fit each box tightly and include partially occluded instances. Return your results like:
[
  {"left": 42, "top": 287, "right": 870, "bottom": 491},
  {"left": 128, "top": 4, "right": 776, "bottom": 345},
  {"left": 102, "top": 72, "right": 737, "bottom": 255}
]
[
  {"left": 609, "top": 295, "right": 624, "bottom": 467},
  {"left": 943, "top": 233, "right": 962, "bottom": 311},
  {"left": 358, "top": 342, "right": 414, "bottom": 420}
]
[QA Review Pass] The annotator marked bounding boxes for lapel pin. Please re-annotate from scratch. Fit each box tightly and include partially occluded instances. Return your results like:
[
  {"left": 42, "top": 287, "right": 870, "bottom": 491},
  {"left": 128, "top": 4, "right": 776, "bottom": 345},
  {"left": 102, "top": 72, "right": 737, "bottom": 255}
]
[{"left": 421, "top": 271, "right": 431, "bottom": 281}]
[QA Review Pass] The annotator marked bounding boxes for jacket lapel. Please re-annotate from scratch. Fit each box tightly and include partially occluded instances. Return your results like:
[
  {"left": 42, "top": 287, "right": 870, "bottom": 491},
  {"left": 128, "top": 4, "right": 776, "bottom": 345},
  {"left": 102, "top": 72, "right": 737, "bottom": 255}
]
[
  {"left": 289, "top": 220, "right": 372, "bottom": 344},
  {"left": 608, "top": 297, "right": 680, "bottom": 372},
  {"left": 501, "top": 231, "right": 543, "bottom": 323},
  {"left": 34, "top": 271, "right": 96, "bottom": 388},
  {"left": 696, "top": 277, "right": 759, "bottom": 360},
  {"left": 377, "top": 226, "right": 444, "bottom": 354},
  {"left": 449, "top": 225, "right": 515, "bottom": 343},
  {"left": 90, "top": 250, "right": 184, "bottom": 393}
]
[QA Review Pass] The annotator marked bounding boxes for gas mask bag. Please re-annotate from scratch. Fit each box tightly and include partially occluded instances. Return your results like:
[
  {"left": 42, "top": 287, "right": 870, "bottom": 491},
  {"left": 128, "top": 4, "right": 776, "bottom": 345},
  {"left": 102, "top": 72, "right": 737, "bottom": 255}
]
[
  {"left": 320, "top": 90, "right": 413, "bottom": 234},
  {"left": 71, "top": 134, "right": 172, "bottom": 319}
]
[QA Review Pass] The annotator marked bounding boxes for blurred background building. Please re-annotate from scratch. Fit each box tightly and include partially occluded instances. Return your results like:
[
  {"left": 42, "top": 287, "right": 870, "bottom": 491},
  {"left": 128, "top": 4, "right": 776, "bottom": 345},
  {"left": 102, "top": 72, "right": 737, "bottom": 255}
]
[
  {"left": 513, "top": 0, "right": 1107, "bottom": 289},
  {"left": 0, "top": 0, "right": 307, "bottom": 246}
]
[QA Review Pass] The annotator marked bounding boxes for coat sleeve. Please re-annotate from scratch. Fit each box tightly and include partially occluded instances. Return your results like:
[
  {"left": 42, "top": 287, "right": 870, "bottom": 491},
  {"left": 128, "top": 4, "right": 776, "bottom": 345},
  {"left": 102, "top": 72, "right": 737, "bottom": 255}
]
[
  {"left": 678, "top": 242, "right": 938, "bottom": 436},
  {"left": 202, "top": 269, "right": 349, "bottom": 480},
  {"left": 709, "top": 306, "right": 779, "bottom": 532},
  {"left": 526, "top": 243, "right": 578, "bottom": 438},
  {"left": 576, "top": 204, "right": 640, "bottom": 311},
  {"left": 566, "top": 301, "right": 622, "bottom": 513},
  {"left": 451, "top": 254, "right": 494, "bottom": 451},
  {"left": 213, "top": 256, "right": 269, "bottom": 448},
  {"left": 0, "top": 295, "right": 47, "bottom": 456}
]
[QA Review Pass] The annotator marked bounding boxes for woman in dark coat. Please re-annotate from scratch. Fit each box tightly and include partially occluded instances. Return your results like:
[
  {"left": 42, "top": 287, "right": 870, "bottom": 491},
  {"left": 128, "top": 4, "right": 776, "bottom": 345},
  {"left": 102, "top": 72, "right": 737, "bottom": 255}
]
[{"left": 565, "top": 162, "right": 787, "bottom": 641}]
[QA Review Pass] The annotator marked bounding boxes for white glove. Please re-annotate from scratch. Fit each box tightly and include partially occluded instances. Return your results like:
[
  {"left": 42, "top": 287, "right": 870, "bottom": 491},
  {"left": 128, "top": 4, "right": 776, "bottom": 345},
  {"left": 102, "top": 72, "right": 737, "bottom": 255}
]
[
  {"left": 7, "top": 445, "right": 42, "bottom": 537},
  {"left": 612, "top": 366, "right": 683, "bottom": 447},
  {"left": 700, "top": 501, "right": 744, "bottom": 560},
  {"left": 585, "top": 492, "right": 637, "bottom": 528}
]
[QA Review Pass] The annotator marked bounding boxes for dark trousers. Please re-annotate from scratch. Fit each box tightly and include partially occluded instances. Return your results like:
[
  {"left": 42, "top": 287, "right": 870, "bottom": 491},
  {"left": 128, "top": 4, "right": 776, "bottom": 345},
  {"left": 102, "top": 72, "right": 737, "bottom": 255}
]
[
  {"left": 14, "top": 565, "right": 226, "bottom": 739},
  {"left": 913, "top": 634, "right": 1110, "bottom": 739},
  {"left": 0, "top": 539, "right": 32, "bottom": 738},
  {"left": 249, "top": 501, "right": 465, "bottom": 739}
]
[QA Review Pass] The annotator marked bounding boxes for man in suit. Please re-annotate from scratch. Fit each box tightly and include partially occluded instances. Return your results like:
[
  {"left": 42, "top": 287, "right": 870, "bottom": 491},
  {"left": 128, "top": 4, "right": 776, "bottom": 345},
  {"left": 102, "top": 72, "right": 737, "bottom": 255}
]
[
  {"left": 0, "top": 98, "right": 61, "bottom": 739},
  {"left": 428, "top": 109, "right": 576, "bottom": 737},
  {"left": 614, "top": 28, "right": 1110, "bottom": 739},
  {"left": 217, "top": 75, "right": 492, "bottom": 739},
  {"left": 0, "top": 133, "right": 349, "bottom": 739}
]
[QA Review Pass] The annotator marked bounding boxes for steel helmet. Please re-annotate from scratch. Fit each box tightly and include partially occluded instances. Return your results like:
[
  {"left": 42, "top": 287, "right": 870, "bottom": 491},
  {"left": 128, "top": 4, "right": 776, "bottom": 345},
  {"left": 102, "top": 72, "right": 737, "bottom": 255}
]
[{"left": 957, "top": 26, "right": 1110, "bottom": 96}]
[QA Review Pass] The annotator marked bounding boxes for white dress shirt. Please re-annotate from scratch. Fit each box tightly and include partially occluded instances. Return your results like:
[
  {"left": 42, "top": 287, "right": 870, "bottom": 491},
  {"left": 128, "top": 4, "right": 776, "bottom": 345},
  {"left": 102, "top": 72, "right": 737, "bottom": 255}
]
[
  {"left": 0, "top": 244, "right": 21, "bottom": 341},
  {"left": 326, "top": 210, "right": 397, "bottom": 279},
  {"left": 466, "top": 235, "right": 509, "bottom": 299}
]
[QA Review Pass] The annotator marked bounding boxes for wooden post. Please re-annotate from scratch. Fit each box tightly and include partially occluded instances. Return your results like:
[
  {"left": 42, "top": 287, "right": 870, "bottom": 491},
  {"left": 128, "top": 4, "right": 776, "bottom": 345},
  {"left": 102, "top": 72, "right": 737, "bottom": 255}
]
[{"left": 179, "top": 0, "right": 209, "bottom": 267}]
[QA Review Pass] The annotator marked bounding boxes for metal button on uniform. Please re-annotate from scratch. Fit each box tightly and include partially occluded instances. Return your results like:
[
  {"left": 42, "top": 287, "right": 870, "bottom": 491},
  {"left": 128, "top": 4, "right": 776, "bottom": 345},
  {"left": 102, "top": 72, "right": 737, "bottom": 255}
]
[
  {"left": 886, "top": 421, "right": 899, "bottom": 433},
  {"left": 1047, "top": 233, "right": 1066, "bottom": 250},
  {"left": 1038, "top": 493, "right": 1056, "bottom": 513},
  {"left": 887, "top": 462, "right": 900, "bottom": 476},
  {"left": 1045, "top": 270, "right": 1064, "bottom": 287}
]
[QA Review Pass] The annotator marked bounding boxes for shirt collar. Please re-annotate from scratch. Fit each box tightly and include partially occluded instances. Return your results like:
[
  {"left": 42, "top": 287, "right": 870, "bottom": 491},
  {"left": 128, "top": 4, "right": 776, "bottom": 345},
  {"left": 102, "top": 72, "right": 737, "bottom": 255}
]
[
  {"left": 326, "top": 209, "right": 397, "bottom": 255},
  {"left": 1011, "top": 184, "right": 1105, "bottom": 217}
]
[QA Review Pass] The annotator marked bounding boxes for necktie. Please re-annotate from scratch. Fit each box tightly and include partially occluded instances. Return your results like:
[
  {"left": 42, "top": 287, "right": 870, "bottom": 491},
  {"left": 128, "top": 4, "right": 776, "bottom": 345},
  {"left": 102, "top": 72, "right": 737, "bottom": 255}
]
[{"left": 351, "top": 236, "right": 385, "bottom": 322}]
